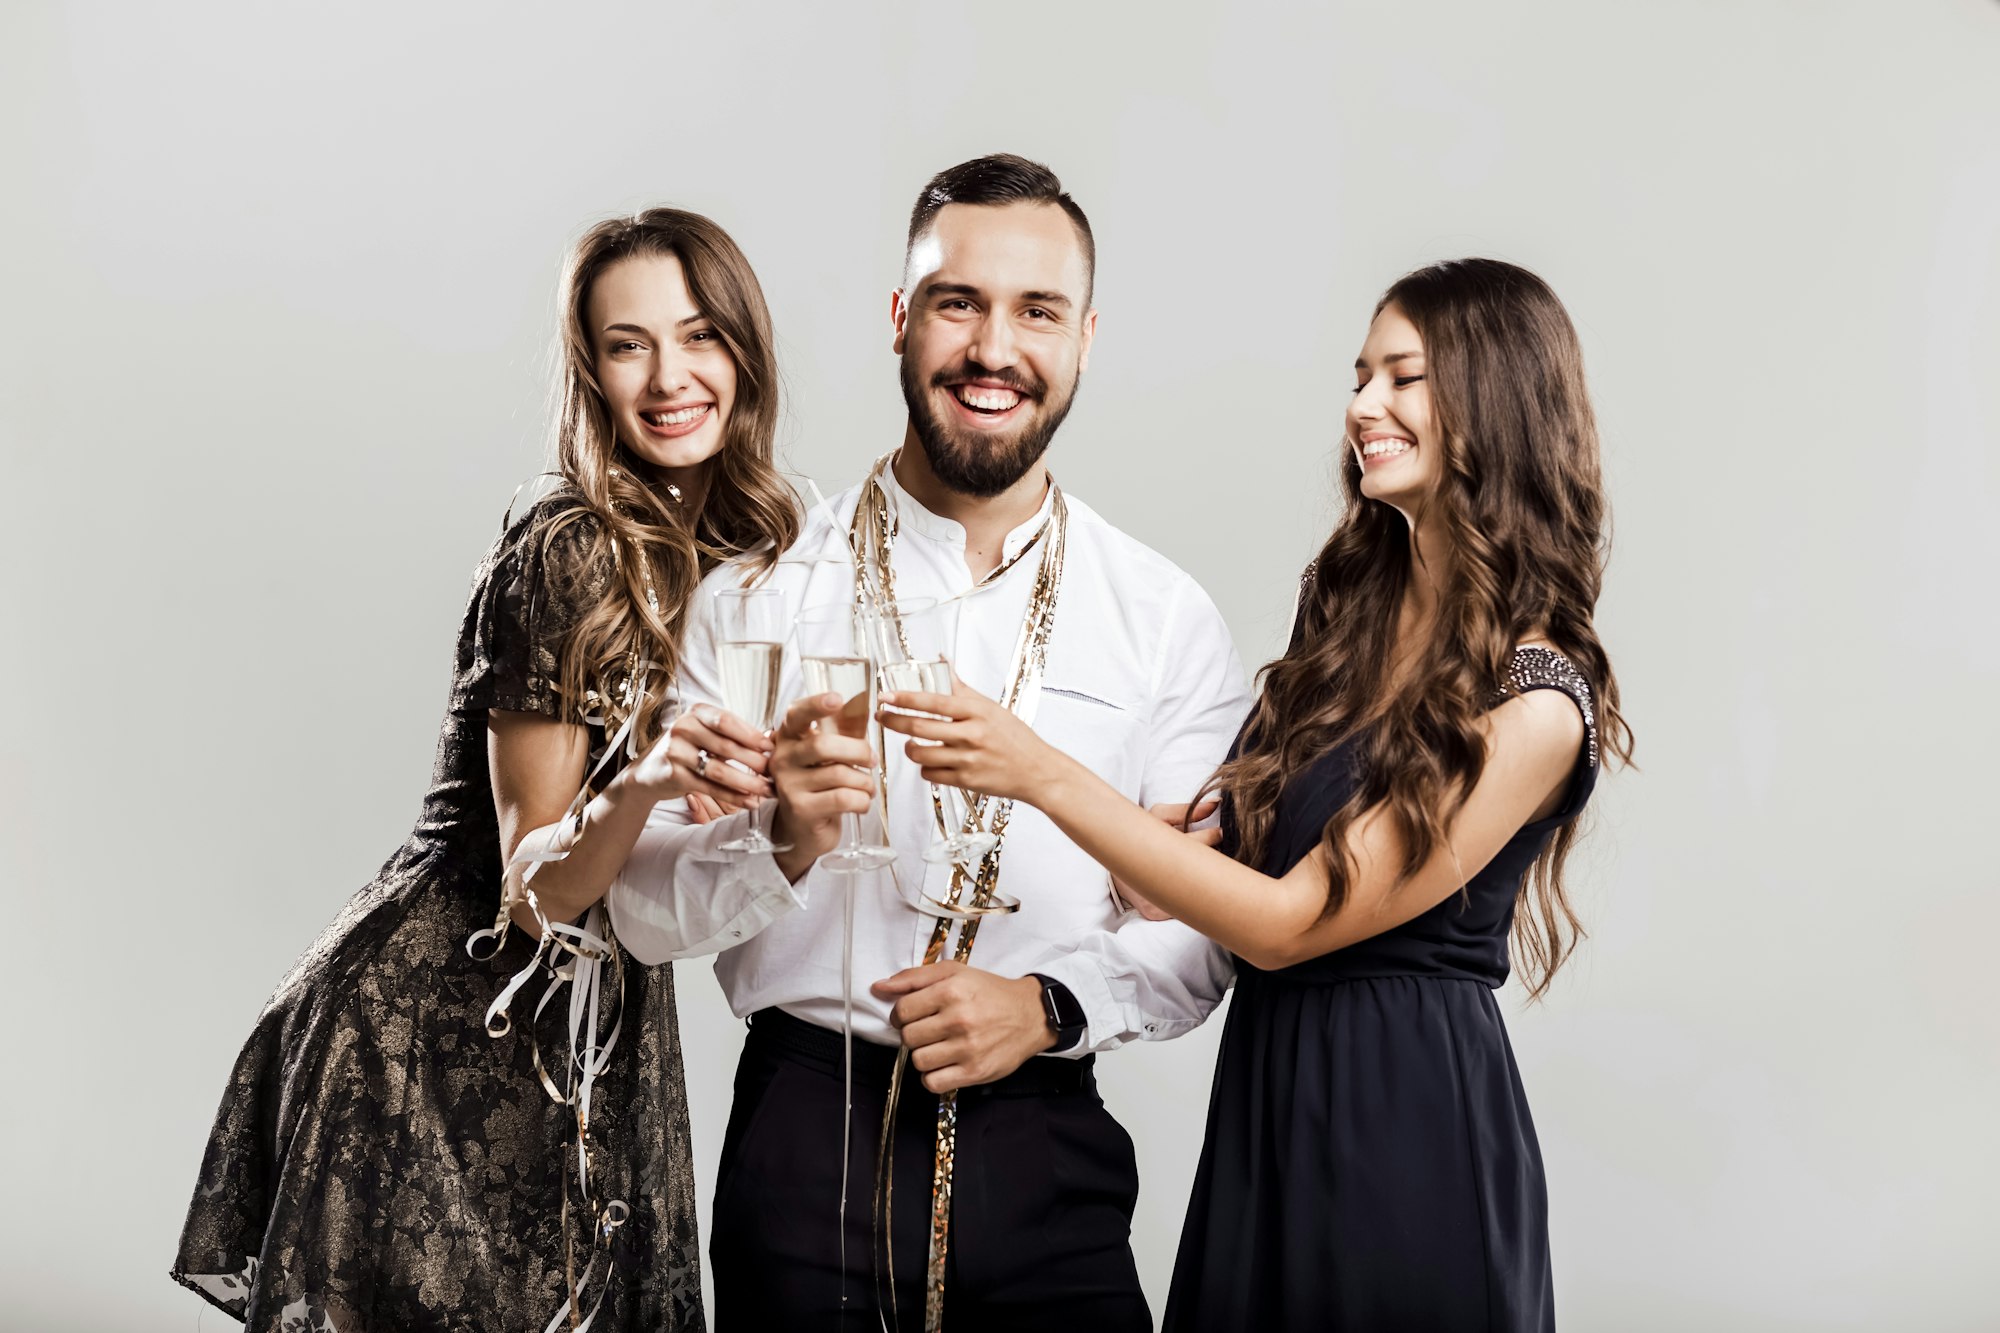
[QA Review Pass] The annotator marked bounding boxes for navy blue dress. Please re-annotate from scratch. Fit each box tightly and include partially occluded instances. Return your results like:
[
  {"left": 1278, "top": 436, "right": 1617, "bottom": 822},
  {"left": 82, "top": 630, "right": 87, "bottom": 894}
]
[{"left": 1163, "top": 647, "right": 1597, "bottom": 1332}]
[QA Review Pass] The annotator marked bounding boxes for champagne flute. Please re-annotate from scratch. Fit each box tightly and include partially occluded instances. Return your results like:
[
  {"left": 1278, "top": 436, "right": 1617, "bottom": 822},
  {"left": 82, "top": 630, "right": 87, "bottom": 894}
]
[
  {"left": 877, "top": 598, "right": 997, "bottom": 867},
  {"left": 793, "top": 600, "right": 898, "bottom": 873},
  {"left": 714, "top": 587, "right": 792, "bottom": 855}
]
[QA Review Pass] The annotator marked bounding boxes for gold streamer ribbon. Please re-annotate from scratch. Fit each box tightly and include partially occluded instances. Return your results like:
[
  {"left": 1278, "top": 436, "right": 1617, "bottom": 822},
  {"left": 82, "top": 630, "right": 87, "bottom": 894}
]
[{"left": 846, "top": 454, "right": 1068, "bottom": 1331}]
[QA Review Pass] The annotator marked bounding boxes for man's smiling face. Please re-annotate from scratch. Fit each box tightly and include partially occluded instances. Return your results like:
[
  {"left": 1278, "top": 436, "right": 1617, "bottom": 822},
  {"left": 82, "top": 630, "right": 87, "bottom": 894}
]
[{"left": 894, "top": 200, "right": 1097, "bottom": 497}]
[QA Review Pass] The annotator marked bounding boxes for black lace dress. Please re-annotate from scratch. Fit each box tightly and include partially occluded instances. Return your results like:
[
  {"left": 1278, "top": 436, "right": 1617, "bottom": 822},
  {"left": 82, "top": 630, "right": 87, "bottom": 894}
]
[
  {"left": 172, "top": 492, "right": 704, "bottom": 1333},
  {"left": 1163, "top": 647, "right": 1597, "bottom": 1333}
]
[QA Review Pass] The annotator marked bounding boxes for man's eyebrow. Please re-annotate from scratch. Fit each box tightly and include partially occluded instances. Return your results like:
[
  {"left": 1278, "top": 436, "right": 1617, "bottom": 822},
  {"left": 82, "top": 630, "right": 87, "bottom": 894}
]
[
  {"left": 1019, "top": 290, "right": 1074, "bottom": 310},
  {"left": 923, "top": 281, "right": 985, "bottom": 300}
]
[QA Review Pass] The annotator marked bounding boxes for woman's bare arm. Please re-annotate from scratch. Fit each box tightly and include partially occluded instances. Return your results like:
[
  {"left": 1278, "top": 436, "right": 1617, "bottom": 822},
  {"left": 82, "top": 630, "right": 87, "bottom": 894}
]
[
  {"left": 879, "top": 683, "right": 1583, "bottom": 970},
  {"left": 488, "top": 706, "right": 774, "bottom": 934}
]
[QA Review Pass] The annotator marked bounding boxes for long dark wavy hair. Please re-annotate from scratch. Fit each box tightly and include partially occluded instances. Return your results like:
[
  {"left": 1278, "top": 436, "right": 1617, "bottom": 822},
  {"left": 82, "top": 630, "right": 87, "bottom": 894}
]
[
  {"left": 539, "top": 208, "right": 799, "bottom": 747},
  {"left": 1201, "top": 258, "right": 1633, "bottom": 998}
]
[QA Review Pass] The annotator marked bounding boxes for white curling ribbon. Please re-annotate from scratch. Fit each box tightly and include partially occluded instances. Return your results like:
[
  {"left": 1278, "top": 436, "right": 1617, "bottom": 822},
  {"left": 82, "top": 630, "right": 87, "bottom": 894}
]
[{"left": 466, "top": 688, "right": 652, "bottom": 1333}]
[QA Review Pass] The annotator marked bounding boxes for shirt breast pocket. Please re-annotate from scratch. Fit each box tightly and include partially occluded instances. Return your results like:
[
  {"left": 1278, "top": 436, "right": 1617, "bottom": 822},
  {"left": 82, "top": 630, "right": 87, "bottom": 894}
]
[{"left": 1035, "top": 676, "right": 1144, "bottom": 796}]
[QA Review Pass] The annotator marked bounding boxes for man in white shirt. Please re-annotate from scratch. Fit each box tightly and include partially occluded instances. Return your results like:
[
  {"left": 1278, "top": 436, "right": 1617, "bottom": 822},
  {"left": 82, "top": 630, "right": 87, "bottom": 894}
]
[{"left": 609, "top": 154, "right": 1250, "bottom": 1330}]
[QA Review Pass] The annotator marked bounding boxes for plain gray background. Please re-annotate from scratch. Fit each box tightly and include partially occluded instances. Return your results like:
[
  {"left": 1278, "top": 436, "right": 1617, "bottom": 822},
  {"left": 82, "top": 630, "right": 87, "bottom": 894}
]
[{"left": 4, "top": 1, "right": 1997, "bottom": 1328}]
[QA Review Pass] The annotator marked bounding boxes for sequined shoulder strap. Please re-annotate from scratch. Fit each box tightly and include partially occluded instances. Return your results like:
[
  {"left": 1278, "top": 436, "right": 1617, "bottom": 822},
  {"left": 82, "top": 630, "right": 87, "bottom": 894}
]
[
  {"left": 1286, "top": 560, "right": 1317, "bottom": 653},
  {"left": 1497, "top": 645, "right": 1599, "bottom": 772}
]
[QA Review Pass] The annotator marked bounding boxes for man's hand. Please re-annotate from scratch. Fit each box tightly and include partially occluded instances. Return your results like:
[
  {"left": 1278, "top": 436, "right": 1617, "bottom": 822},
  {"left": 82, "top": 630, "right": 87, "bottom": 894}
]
[
  {"left": 769, "top": 692, "right": 876, "bottom": 882},
  {"left": 872, "top": 961, "right": 1055, "bottom": 1093}
]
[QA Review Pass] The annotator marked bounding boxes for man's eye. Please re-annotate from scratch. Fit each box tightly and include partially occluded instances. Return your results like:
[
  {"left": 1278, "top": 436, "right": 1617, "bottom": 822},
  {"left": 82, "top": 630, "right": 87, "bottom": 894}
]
[{"left": 1023, "top": 308, "right": 1049, "bottom": 320}]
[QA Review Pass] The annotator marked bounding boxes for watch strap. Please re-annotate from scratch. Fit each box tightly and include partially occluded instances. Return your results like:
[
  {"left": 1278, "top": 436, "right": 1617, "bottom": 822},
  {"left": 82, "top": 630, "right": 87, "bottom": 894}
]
[{"left": 1029, "top": 973, "right": 1086, "bottom": 1052}]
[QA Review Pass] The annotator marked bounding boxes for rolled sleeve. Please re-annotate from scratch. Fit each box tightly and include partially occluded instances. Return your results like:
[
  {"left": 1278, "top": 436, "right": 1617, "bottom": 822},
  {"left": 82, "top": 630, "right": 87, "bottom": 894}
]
[{"left": 1033, "top": 916, "right": 1234, "bottom": 1054}]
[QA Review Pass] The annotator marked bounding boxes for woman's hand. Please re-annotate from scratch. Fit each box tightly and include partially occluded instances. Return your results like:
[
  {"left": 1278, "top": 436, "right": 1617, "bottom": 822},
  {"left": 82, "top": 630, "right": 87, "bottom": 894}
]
[
  {"left": 876, "top": 671, "right": 1067, "bottom": 804},
  {"left": 1112, "top": 797, "right": 1222, "bottom": 920},
  {"left": 624, "top": 704, "right": 773, "bottom": 808}
]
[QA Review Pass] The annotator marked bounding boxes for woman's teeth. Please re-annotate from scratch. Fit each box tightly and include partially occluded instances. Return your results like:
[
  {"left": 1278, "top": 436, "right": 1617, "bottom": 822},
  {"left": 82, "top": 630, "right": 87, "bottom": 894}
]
[
  {"left": 644, "top": 405, "right": 709, "bottom": 427},
  {"left": 954, "top": 386, "right": 1021, "bottom": 412},
  {"left": 1362, "top": 438, "right": 1412, "bottom": 458}
]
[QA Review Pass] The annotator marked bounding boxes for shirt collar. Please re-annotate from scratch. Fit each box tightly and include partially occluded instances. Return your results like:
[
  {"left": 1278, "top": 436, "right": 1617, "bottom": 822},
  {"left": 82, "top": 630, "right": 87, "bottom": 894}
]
[{"left": 879, "top": 455, "right": 1056, "bottom": 564}]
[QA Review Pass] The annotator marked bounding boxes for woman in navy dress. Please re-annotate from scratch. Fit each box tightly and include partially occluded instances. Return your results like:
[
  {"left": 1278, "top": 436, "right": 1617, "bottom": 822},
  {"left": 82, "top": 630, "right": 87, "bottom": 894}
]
[{"left": 878, "top": 257, "right": 1632, "bottom": 1330}]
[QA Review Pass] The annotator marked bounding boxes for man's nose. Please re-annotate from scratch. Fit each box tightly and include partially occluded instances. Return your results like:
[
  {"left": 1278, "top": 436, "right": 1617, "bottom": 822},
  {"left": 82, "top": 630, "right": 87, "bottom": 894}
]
[{"left": 968, "top": 309, "right": 1019, "bottom": 370}]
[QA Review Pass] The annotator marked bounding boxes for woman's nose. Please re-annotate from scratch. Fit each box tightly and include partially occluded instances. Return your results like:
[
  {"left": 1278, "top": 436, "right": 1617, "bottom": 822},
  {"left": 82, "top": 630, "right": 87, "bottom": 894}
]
[{"left": 649, "top": 347, "right": 690, "bottom": 397}]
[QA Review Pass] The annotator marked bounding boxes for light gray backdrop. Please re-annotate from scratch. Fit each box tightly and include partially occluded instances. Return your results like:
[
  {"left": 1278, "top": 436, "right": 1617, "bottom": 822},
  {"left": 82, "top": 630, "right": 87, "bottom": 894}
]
[{"left": 4, "top": 1, "right": 1996, "bottom": 1328}]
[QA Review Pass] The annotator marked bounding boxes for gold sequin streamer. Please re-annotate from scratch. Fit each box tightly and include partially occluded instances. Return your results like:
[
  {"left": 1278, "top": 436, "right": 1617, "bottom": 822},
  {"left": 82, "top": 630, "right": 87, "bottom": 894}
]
[{"left": 846, "top": 455, "right": 1068, "bottom": 1332}]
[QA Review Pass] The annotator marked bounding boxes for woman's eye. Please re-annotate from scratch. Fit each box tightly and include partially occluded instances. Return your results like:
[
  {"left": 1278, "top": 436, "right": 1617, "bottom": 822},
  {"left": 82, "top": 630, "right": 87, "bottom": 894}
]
[
  {"left": 610, "top": 341, "right": 643, "bottom": 354},
  {"left": 1394, "top": 374, "right": 1426, "bottom": 387},
  {"left": 687, "top": 330, "right": 714, "bottom": 344}
]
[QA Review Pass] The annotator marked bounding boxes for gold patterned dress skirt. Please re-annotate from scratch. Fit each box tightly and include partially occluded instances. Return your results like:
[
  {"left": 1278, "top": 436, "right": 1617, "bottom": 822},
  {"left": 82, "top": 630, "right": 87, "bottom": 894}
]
[{"left": 171, "top": 493, "right": 704, "bottom": 1333}]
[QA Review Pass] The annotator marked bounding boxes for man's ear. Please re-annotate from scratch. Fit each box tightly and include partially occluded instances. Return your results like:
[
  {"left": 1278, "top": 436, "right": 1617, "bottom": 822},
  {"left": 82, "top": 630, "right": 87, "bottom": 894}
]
[
  {"left": 891, "top": 288, "right": 910, "bottom": 355},
  {"left": 1077, "top": 307, "right": 1099, "bottom": 374}
]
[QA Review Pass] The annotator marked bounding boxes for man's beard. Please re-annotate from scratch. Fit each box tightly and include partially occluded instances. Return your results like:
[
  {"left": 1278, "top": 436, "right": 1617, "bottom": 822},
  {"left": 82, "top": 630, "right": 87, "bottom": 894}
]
[{"left": 900, "top": 355, "right": 1079, "bottom": 498}]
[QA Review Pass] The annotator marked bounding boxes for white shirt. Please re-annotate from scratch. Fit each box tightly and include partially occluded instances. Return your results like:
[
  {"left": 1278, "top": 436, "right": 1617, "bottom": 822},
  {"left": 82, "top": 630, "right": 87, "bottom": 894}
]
[{"left": 608, "top": 466, "right": 1251, "bottom": 1052}]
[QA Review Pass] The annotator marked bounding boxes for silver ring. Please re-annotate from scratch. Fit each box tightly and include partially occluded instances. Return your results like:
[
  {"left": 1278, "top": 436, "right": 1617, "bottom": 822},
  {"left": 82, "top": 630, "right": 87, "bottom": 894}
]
[{"left": 694, "top": 749, "right": 710, "bottom": 778}]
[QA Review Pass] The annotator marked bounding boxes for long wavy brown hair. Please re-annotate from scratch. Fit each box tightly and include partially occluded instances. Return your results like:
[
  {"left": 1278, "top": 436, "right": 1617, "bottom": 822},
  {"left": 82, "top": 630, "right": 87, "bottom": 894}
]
[
  {"left": 1202, "top": 258, "right": 1633, "bottom": 998},
  {"left": 535, "top": 208, "right": 799, "bottom": 747}
]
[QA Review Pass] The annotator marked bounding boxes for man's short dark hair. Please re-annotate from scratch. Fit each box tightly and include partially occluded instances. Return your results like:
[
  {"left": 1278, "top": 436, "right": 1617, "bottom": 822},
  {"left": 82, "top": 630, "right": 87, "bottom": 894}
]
[{"left": 905, "top": 153, "right": 1095, "bottom": 304}]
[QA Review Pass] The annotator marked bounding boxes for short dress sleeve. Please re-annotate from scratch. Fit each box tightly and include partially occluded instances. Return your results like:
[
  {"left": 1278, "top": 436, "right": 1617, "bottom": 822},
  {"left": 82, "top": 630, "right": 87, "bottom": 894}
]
[
  {"left": 1496, "top": 645, "right": 1600, "bottom": 823},
  {"left": 450, "top": 494, "right": 611, "bottom": 721}
]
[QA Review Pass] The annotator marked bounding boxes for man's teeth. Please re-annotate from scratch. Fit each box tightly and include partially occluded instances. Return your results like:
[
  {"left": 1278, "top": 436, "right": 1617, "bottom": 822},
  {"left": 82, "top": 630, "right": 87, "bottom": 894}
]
[
  {"left": 644, "top": 405, "right": 709, "bottom": 427},
  {"left": 954, "top": 386, "right": 1021, "bottom": 411},
  {"left": 1363, "top": 439, "right": 1413, "bottom": 458}
]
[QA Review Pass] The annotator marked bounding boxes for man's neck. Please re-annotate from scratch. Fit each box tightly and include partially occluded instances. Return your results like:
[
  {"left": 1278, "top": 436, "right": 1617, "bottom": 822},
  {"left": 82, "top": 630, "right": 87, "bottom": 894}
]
[{"left": 891, "top": 427, "right": 1050, "bottom": 582}]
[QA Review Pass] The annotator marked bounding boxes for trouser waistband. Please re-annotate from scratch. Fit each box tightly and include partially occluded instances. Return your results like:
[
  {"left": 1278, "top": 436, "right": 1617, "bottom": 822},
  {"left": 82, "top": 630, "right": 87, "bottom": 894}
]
[{"left": 746, "top": 1006, "right": 1096, "bottom": 1096}]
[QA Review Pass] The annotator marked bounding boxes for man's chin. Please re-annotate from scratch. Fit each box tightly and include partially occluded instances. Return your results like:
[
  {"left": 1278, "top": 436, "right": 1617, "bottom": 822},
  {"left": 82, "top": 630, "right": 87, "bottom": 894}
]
[{"left": 919, "top": 430, "right": 1047, "bottom": 498}]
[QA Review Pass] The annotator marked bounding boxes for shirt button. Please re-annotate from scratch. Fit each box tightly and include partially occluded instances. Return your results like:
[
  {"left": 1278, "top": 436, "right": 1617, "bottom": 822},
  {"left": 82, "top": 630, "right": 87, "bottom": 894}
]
[{"left": 1145, "top": 1024, "right": 1158, "bottom": 1034}]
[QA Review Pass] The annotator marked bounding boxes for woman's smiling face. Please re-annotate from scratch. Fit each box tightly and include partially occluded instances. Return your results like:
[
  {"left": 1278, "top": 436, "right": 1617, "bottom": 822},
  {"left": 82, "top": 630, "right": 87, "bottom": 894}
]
[
  {"left": 1346, "top": 302, "right": 1441, "bottom": 510},
  {"left": 588, "top": 251, "right": 737, "bottom": 479}
]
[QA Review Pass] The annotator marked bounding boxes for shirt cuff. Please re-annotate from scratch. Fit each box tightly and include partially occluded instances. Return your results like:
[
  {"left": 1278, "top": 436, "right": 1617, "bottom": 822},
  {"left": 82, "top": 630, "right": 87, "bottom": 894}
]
[
  {"left": 608, "top": 808, "right": 808, "bottom": 963},
  {"left": 1025, "top": 953, "right": 1145, "bottom": 1057}
]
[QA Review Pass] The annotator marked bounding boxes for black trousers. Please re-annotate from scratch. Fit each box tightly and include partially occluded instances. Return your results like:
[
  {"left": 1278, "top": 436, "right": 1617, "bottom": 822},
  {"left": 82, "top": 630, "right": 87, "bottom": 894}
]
[{"left": 710, "top": 1008, "right": 1152, "bottom": 1332}]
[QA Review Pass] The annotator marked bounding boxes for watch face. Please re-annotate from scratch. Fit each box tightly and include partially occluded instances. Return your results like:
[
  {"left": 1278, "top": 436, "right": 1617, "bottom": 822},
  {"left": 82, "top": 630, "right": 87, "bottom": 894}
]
[{"left": 1041, "top": 978, "right": 1083, "bottom": 1031}]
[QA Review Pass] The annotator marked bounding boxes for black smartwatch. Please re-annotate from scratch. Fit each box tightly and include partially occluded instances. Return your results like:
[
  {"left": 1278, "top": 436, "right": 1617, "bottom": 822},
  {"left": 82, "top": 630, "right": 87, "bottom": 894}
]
[{"left": 1029, "top": 973, "right": 1086, "bottom": 1052}]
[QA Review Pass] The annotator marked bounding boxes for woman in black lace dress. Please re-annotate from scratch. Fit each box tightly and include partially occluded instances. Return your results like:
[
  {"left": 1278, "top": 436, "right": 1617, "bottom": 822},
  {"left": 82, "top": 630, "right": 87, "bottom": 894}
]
[
  {"left": 879, "top": 258, "right": 1632, "bottom": 1330},
  {"left": 173, "top": 209, "right": 799, "bottom": 1333}
]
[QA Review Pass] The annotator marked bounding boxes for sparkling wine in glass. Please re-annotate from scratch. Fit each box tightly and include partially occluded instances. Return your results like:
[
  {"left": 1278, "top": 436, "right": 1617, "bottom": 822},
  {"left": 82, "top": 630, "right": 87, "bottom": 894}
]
[
  {"left": 715, "top": 587, "right": 792, "bottom": 855},
  {"left": 877, "top": 598, "right": 997, "bottom": 867},
  {"left": 794, "top": 601, "right": 898, "bottom": 873}
]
